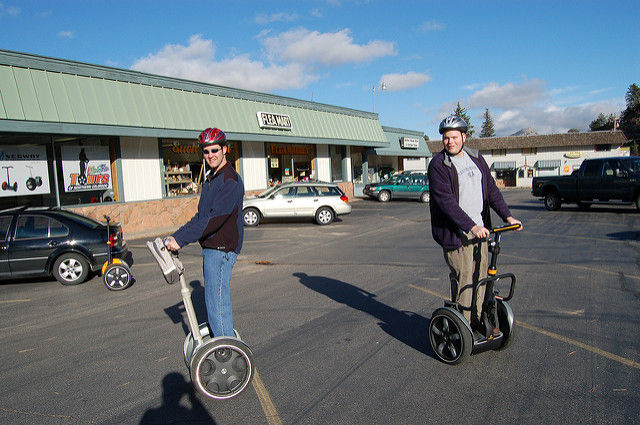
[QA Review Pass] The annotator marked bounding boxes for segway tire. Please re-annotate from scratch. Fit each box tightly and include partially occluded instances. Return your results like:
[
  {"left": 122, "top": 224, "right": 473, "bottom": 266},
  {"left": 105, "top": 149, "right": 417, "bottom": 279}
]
[
  {"left": 495, "top": 300, "right": 515, "bottom": 351},
  {"left": 190, "top": 338, "right": 254, "bottom": 400},
  {"left": 103, "top": 263, "right": 133, "bottom": 291},
  {"left": 429, "top": 308, "right": 472, "bottom": 365}
]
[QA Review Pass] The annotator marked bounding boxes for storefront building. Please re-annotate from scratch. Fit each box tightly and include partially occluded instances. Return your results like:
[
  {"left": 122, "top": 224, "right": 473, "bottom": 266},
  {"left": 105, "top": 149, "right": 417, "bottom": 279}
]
[
  {"left": 0, "top": 49, "right": 421, "bottom": 235},
  {"left": 426, "top": 131, "right": 629, "bottom": 188}
]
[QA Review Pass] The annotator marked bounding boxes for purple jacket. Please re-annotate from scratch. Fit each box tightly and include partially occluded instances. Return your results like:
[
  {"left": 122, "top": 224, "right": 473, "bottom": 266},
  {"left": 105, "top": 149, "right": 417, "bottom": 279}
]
[{"left": 427, "top": 147, "right": 511, "bottom": 251}]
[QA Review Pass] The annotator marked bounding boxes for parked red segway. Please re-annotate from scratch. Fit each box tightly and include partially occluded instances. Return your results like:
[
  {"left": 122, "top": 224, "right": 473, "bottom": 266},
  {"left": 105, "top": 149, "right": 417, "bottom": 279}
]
[
  {"left": 102, "top": 215, "right": 133, "bottom": 290},
  {"left": 2, "top": 166, "right": 18, "bottom": 191}
]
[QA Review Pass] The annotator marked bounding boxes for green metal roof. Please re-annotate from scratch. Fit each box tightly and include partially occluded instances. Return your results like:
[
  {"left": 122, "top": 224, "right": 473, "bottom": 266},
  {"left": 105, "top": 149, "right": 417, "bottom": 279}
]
[
  {"left": 0, "top": 49, "right": 388, "bottom": 147},
  {"left": 371, "top": 126, "right": 430, "bottom": 157}
]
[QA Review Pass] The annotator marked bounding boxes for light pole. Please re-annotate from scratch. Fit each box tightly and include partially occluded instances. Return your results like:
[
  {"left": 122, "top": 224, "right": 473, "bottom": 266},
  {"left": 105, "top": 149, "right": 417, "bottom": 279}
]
[{"left": 372, "top": 82, "right": 387, "bottom": 113}]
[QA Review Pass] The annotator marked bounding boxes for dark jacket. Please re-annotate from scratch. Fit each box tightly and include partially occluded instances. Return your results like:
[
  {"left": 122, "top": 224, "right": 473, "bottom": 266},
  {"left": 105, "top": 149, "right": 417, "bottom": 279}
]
[
  {"left": 172, "top": 162, "right": 244, "bottom": 254},
  {"left": 427, "top": 147, "right": 511, "bottom": 251}
]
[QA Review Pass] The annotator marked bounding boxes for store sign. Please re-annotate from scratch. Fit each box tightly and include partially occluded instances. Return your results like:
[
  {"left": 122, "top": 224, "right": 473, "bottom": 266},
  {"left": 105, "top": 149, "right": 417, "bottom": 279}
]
[
  {"left": 401, "top": 137, "right": 420, "bottom": 149},
  {"left": 564, "top": 151, "right": 582, "bottom": 159},
  {"left": 0, "top": 145, "right": 50, "bottom": 197},
  {"left": 61, "top": 145, "right": 112, "bottom": 192},
  {"left": 172, "top": 145, "right": 199, "bottom": 153},
  {"left": 257, "top": 112, "right": 292, "bottom": 130},
  {"left": 269, "top": 145, "right": 312, "bottom": 156}
]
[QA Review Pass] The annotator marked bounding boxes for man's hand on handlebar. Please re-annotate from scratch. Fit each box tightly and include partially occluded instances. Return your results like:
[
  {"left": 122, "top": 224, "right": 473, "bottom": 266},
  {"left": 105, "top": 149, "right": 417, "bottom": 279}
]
[
  {"left": 165, "top": 236, "right": 181, "bottom": 252},
  {"left": 470, "top": 224, "right": 491, "bottom": 239},
  {"left": 506, "top": 216, "right": 523, "bottom": 231}
]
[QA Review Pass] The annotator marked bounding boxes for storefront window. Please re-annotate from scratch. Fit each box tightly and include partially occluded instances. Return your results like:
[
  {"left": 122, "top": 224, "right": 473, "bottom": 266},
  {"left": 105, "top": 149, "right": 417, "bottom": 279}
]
[
  {"left": 0, "top": 133, "right": 120, "bottom": 209},
  {"left": 267, "top": 143, "right": 314, "bottom": 186},
  {"left": 330, "top": 145, "right": 343, "bottom": 182},
  {"left": 351, "top": 147, "right": 366, "bottom": 184},
  {"left": 161, "top": 139, "right": 239, "bottom": 197}
]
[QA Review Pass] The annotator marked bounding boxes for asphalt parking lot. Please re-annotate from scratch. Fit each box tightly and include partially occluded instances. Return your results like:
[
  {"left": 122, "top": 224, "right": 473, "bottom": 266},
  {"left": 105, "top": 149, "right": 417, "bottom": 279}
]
[{"left": 1, "top": 190, "right": 639, "bottom": 424}]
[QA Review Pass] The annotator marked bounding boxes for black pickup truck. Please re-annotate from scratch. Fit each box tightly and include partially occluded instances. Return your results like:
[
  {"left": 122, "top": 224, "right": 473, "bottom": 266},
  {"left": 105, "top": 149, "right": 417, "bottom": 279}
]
[{"left": 531, "top": 156, "right": 640, "bottom": 210}]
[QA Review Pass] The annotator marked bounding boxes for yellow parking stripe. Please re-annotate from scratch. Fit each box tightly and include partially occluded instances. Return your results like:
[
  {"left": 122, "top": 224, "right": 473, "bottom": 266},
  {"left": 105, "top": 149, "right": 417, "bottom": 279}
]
[
  {"left": 252, "top": 367, "right": 283, "bottom": 425},
  {"left": 408, "top": 284, "right": 640, "bottom": 370},
  {"left": 0, "top": 299, "right": 31, "bottom": 303}
]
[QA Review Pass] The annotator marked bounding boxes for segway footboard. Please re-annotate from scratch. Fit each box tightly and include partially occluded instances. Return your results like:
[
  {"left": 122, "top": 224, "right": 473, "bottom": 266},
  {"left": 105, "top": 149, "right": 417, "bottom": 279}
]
[{"left": 146, "top": 237, "right": 183, "bottom": 284}]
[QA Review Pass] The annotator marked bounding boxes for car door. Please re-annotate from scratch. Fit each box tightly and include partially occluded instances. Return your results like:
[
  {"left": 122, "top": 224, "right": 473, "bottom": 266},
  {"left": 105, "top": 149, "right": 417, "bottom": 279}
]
[
  {"left": 392, "top": 176, "right": 411, "bottom": 198},
  {"left": 406, "top": 175, "right": 426, "bottom": 199},
  {"left": 7, "top": 214, "right": 55, "bottom": 276},
  {"left": 577, "top": 160, "right": 603, "bottom": 201},
  {"left": 293, "top": 185, "right": 320, "bottom": 217},
  {"left": 262, "top": 186, "right": 297, "bottom": 217},
  {"left": 0, "top": 215, "right": 13, "bottom": 276},
  {"left": 601, "top": 158, "right": 629, "bottom": 201}
]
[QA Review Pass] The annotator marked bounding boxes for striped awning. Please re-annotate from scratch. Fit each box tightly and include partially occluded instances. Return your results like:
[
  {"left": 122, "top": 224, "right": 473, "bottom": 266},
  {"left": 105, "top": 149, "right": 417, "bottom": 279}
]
[
  {"left": 492, "top": 161, "right": 516, "bottom": 170},
  {"left": 536, "top": 159, "right": 561, "bottom": 168}
]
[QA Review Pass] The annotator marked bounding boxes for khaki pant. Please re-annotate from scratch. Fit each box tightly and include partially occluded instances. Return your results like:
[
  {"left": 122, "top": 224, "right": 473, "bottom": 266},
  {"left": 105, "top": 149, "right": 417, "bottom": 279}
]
[{"left": 444, "top": 233, "right": 488, "bottom": 325}]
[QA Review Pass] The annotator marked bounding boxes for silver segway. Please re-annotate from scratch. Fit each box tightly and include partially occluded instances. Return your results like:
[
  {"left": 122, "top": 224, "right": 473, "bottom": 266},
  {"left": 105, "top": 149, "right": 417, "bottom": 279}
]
[{"left": 147, "top": 238, "right": 254, "bottom": 399}]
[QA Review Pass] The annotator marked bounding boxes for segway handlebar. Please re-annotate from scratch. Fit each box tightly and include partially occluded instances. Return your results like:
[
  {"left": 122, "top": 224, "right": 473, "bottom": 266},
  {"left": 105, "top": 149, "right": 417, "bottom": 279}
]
[
  {"left": 491, "top": 223, "right": 521, "bottom": 234},
  {"left": 146, "top": 237, "right": 184, "bottom": 284}
]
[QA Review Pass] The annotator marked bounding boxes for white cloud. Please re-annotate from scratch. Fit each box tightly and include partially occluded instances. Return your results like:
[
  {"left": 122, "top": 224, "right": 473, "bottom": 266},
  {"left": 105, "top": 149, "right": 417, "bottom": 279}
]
[
  {"left": 262, "top": 28, "right": 396, "bottom": 66},
  {"left": 311, "top": 8, "right": 324, "bottom": 18},
  {"left": 57, "top": 30, "right": 74, "bottom": 39},
  {"left": 438, "top": 79, "right": 625, "bottom": 135},
  {"left": 131, "top": 34, "right": 318, "bottom": 92},
  {"left": 419, "top": 20, "right": 445, "bottom": 31},
  {"left": 379, "top": 71, "right": 432, "bottom": 92},
  {"left": 253, "top": 12, "right": 299, "bottom": 25},
  {"left": 0, "top": 3, "right": 20, "bottom": 16}
]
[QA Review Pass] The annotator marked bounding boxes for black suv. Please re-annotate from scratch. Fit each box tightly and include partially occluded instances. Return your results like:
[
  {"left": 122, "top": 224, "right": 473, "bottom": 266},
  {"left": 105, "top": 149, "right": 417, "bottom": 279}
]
[{"left": 0, "top": 206, "right": 129, "bottom": 285}]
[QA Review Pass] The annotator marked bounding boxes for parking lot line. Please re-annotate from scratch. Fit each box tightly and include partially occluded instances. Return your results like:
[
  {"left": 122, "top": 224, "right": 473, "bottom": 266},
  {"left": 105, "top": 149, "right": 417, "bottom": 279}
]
[
  {"left": 0, "top": 299, "right": 31, "bottom": 303},
  {"left": 252, "top": 367, "right": 283, "bottom": 425},
  {"left": 407, "top": 284, "right": 640, "bottom": 370}
]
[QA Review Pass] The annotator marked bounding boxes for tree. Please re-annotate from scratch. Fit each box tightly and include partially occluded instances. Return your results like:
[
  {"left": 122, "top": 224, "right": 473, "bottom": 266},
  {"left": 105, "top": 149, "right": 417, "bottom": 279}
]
[
  {"left": 589, "top": 112, "right": 617, "bottom": 131},
  {"left": 619, "top": 83, "right": 640, "bottom": 154},
  {"left": 480, "top": 108, "right": 496, "bottom": 138},
  {"left": 452, "top": 102, "right": 474, "bottom": 137},
  {"left": 567, "top": 128, "right": 580, "bottom": 133}
]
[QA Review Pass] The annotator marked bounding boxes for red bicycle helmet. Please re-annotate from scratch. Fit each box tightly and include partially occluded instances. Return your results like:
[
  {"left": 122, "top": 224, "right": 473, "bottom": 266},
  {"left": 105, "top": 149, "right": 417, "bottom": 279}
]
[{"left": 198, "top": 128, "right": 227, "bottom": 148}]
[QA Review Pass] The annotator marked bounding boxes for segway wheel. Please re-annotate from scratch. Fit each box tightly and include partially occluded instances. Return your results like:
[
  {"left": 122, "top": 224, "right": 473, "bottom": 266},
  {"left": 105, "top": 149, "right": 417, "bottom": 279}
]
[
  {"left": 190, "top": 338, "right": 254, "bottom": 400},
  {"left": 495, "top": 300, "right": 515, "bottom": 351},
  {"left": 429, "top": 308, "right": 472, "bottom": 365},
  {"left": 103, "top": 263, "right": 133, "bottom": 291}
]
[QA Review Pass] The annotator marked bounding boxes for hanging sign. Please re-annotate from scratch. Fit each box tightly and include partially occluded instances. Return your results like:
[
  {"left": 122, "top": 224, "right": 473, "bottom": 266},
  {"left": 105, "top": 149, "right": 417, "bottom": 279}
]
[
  {"left": 257, "top": 112, "right": 292, "bottom": 130},
  {"left": 0, "top": 145, "right": 50, "bottom": 197},
  {"left": 61, "top": 145, "right": 112, "bottom": 192},
  {"left": 400, "top": 137, "right": 420, "bottom": 149}
]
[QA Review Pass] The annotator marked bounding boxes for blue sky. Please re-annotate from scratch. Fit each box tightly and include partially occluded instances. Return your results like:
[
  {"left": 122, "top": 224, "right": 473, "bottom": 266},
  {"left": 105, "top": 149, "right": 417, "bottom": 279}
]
[{"left": 1, "top": 0, "right": 638, "bottom": 140}]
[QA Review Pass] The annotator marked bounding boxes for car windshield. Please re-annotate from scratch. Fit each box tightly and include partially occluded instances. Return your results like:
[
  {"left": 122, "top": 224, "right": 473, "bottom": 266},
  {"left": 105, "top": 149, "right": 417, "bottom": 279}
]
[{"left": 256, "top": 186, "right": 281, "bottom": 198}]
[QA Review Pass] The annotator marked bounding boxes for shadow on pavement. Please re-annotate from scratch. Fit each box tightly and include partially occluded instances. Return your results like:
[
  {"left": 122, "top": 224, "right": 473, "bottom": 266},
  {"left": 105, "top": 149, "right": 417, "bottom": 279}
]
[
  {"left": 164, "top": 279, "right": 207, "bottom": 336},
  {"left": 293, "top": 272, "right": 436, "bottom": 359},
  {"left": 139, "top": 372, "right": 216, "bottom": 424}
]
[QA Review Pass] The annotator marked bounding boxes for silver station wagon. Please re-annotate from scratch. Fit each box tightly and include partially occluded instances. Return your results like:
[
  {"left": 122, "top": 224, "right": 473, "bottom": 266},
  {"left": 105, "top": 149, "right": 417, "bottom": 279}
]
[{"left": 242, "top": 182, "right": 351, "bottom": 226}]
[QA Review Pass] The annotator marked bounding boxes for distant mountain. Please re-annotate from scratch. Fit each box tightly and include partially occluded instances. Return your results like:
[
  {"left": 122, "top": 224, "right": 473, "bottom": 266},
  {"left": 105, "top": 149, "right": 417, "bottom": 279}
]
[{"left": 510, "top": 128, "right": 538, "bottom": 136}]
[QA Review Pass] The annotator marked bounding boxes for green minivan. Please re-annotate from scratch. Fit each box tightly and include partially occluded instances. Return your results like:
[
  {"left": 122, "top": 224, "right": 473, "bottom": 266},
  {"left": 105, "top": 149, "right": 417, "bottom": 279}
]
[{"left": 363, "top": 173, "right": 430, "bottom": 203}]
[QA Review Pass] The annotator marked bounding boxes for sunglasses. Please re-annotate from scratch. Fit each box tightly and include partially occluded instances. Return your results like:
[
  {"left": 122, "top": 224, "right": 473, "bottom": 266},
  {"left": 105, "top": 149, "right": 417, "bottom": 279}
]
[{"left": 202, "top": 147, "right": 221, "bottom": 155}]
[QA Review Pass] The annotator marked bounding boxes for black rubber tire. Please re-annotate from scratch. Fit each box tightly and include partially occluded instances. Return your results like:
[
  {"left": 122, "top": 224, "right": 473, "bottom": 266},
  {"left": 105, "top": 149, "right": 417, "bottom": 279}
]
[
  {"left": 429, "top": 309, "right": 472, "bottom": 365},
  {"left": 635, "top": 192, "right": 640, "bottom": 210},
  {"left": 495, "top": 300, "right": 515, "bottom": 351},
  {"left": 544, "top": 191, "right": 561, "bottom": 211},
  {"left": 378, "top": 190, "right": 391, "bottom": 202},
  {"left": 103, "top": 263, "right": 132, "bottom": 291},
  {"left": 190, "top": 338, "right": 255, "bottom": 399},
  {"left": 53, "top": 253, "right": 90, "bottom": 285},
  {"left": 315, "top": 207, "right": 334, "bottom": 225},
  {"left": 26, "top": 178, "right": 36, "bottom": 191},
  {"left": 420, "top": 191, "right": 430, "bottom": 203},
  {"left": 242, "top": 208, "right": 260, "bottom": 227}
]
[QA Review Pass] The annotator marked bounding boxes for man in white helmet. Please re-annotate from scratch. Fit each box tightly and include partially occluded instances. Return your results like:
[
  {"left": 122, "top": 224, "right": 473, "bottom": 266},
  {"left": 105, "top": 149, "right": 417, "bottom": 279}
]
[{"left": 427, "top": 115, "right": 522, "bottom": 335}]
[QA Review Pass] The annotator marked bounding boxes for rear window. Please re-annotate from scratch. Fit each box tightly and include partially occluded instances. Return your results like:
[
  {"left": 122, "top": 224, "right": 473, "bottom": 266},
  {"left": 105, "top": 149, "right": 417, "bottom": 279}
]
[
  {"left": 54, "top": 210, "right": 101, "bottom": 228},
  {"left": 315, "top": 186, "right": 343, "bottom": 196},
  {"left": 15, "top": 215, "right": 49, "bottom": 239},
  {"left": 621, "top": 158, "right": 640, "bottom": 173}
]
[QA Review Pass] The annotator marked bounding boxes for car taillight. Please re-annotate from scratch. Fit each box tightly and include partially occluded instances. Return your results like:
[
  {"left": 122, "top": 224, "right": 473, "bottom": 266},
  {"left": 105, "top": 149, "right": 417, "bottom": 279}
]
[
  {"left": 340, "top": 195, "right": 349, "bottom": 203},
  {"left": 108, "top": 233, "right": 118, "bottom": 246}
]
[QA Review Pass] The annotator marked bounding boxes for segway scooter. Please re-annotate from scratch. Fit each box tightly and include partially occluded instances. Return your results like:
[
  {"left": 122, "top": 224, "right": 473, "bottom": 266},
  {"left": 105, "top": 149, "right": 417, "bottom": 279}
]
[
  {"left": 25, "top": 165, "right": 43, "bottom": 191},
  {"left": 2, "top": 166, "right": 18, "bottom": 191},
  {"left": 147, "top": 237, "right": 254, "bottom": 399},
  {"left": 102, "top": 215, "right": 133, "bottom": 291},
  {"left": 428, "top": 223, "right": 521, "bottom": 365}
]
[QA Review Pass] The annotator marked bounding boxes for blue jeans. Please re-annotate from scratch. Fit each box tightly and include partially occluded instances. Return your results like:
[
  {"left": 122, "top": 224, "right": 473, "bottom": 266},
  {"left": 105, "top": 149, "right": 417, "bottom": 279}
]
[{"left": 202, "top": 249, "right": 237, "bottom": 337}]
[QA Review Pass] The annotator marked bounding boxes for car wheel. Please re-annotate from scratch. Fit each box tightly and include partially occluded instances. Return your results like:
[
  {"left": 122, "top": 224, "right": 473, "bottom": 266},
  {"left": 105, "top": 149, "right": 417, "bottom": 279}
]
[
  {"left": 378, "top": 190, "right": 391, "bottom": 202},
  {"left": 544, "top": 191, "right": 561, "bottom": 211},
  {"left": 420, "top": 191, "right": 430, "bottom": 203},
  {"left": 53, "top": 253, "right": 90, "bottom": 285},
  {"left": 243, "top": 208, "right": 260, "bottom": 227},
  {"left": 315, "top": 207, "right": 334, "bottom": 225},
  {"left": 635, "top": 192, "right": 640, "bottom": 210}
]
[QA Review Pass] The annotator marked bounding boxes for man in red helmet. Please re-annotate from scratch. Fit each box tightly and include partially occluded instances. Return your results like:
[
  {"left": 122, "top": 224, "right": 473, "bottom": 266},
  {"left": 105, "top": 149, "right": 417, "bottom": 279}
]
[{"left": 165, "top": 128, "right": 244, "bottom": 338}]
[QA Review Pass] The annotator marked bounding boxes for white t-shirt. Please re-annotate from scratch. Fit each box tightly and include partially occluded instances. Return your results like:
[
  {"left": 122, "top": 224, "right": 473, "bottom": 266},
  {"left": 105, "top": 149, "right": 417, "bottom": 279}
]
[{"left": 450, "top": 153, "right": 483, "bottom": 227}]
